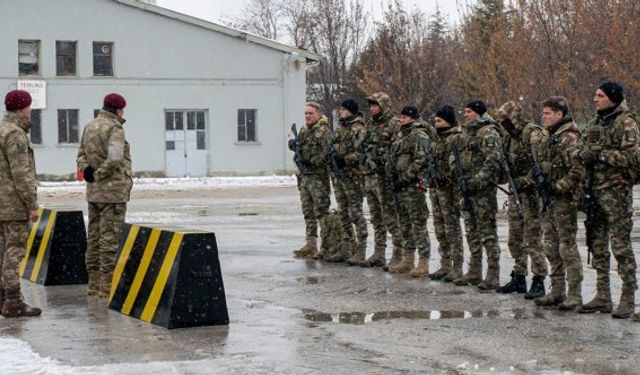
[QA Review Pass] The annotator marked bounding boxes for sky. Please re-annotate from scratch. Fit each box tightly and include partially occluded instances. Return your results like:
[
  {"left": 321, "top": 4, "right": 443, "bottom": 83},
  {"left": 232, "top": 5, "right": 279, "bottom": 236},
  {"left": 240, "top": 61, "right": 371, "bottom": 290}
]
[{"left": 155, "top": 0, "right": 466, "bottom": 27}]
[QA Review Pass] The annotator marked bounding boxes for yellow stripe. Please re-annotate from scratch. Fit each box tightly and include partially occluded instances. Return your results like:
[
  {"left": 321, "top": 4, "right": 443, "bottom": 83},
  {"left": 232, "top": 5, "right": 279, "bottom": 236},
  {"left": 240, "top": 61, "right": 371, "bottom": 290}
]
[
  {"left": 20, "top": 207, "right": 44, "bottom": 276},
  {"left": 121, "top": 228, "right": 162, "bottom": 315},
  {"left": 109, "top": 225, "right": 141, "bottom": 303},
  {"left": 30, "top": 211, "right": 57, "bottom": 282},
  {"left": 140, "top": 233, "right": 184, "bottom": 322}
]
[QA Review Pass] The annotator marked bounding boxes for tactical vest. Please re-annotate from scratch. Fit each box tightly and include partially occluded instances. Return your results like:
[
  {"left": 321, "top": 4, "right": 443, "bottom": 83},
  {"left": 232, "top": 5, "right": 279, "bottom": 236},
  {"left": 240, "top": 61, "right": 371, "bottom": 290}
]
[
  {"left": 541, "top": 124, "right": 580, "bottom": 185},
  {"left": 299, "top": 118, "right": 330, "bottom": 174},
  {"left": 433, "top": 127, "right": 463, "bottom": 188}
]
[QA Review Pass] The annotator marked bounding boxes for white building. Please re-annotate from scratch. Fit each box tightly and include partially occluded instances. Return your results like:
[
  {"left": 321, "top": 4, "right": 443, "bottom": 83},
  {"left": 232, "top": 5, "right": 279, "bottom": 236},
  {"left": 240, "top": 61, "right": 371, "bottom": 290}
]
[{"left": 1, "top": 0, "right": 319, "bottom": 178}]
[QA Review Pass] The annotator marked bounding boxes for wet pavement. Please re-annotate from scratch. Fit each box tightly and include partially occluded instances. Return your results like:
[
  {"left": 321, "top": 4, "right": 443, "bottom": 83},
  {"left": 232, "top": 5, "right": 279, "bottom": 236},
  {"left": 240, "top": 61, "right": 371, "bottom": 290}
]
[{"left": 1, "top": 185, "right": 639, "bottom": 374}]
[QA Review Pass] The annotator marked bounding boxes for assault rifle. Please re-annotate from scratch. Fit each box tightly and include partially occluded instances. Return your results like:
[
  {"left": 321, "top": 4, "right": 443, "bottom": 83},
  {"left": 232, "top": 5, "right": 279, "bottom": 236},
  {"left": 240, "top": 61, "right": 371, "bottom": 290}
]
[
  {"left": 323, "top": 139, "right": 343, "bottom": 179},
  {"left": 451, "top": 143, "right": 474, "bottom": 214},
  {"left": 418, "top": 137, "right": 441, "bottom": 188},
  {"left": 530, "top": 143, "right": 553, "bottom": 214},
  {"left": 498, "top": 141, "right": 524, "bottom": 216},
  {"left": 290, "top": 123, "right": 305, "bottom": 171},
  {"left": 583, "top": 168, "right": 598, "bottom": 266}
]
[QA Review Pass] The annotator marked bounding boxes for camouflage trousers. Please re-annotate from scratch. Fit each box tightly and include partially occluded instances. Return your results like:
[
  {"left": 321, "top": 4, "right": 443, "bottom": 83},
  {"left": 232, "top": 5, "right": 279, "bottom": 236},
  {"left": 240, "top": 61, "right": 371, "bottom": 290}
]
[
  {"left": 507, "top": 189, "right": 548, "bottom": 276},
  {"left": 430, "top": 187, "right": 463, "bottom": 264},
  {"left": 462, "top": 188, "right": 500, "bottom": 262},
  {"left": 298, "top": 173, "right": 331, "bottom": 239},
  {"left": 87, "top": 202, "right": 127, "bottom": 274},
  {"left": 333, "top": 174, "right": 367, "bottom": 247},
  {"left": 0, "top": 220, "right": 28, "bottom": 290},
  {"left": 541, "top": 194, "right": 582, "bottom": 284},
  {"left": 364, "top": 172, "right": 403, "bottom": 251},
  {"left": 591, "top": 184, "right": 637, "bottom": 290},
  {"left": 398, "top": 185, "right": 430, "bottom": 257}
]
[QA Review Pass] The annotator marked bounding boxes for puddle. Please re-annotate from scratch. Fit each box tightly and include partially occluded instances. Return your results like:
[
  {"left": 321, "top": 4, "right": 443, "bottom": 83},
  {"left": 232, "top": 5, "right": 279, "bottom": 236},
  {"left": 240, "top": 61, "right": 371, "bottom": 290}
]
[
  {"left": 296, "top": 276, "right": 326, "bottom": 284},
  {"left": 302, "top": 308, "right": 545, "bottom": 324}
]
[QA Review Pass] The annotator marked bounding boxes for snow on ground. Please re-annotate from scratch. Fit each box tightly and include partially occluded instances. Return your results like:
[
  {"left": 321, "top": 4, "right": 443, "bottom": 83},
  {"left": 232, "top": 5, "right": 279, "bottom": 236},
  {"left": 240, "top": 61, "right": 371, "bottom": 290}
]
[{"left": 38, "top": 175, "right": 297, "bottom": 193}]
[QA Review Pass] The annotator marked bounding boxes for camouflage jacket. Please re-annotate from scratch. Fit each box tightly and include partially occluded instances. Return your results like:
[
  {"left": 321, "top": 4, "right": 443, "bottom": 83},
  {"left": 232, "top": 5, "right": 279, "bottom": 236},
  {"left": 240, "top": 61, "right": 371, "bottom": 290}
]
[
  {"left": 391, "top": 120, "right": 430, "bottom": 185},
  {"left": 298, "top": 115, "right": 331, "bottom": 175},
  {"left": 77, "top": 110, "right": 132, "bottom": 203},
  {"left": 505, "top": 121, "right": 545, "bottom": 190},
  {"left": 540, "top": 117, "right": 584, "bottom": 195},
  {"left": 364, "top": 102, "right": 397, "bottom": 175},
  {"left": 583, "top": 100, "right": 640, "bottom": 190},
  {"left": 0, "top": 111, "right": 38, "bottom": 221},
  {"left": 332, "top": 113, "right": 366, "bottom": 177},
  {"left": 433, "top": 125, "right": 464, "bottom": 189},
  {"left": 457, "top": 113, "right": 502, "bottom": 192}
]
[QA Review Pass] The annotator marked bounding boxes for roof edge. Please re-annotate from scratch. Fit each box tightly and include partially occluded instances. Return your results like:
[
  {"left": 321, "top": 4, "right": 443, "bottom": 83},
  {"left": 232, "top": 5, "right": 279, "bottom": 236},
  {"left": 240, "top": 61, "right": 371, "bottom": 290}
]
[{"left": 115, "top": 0, "right": 322, "bottom": 62}]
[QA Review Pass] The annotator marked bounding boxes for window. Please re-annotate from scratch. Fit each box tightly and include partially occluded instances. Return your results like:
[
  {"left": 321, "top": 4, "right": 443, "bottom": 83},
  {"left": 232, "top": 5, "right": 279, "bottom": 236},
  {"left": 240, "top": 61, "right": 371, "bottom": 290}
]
[
  {"left": 237, "top": 109, "right": 257, "bottom": 142},
  {"left": 93, "top": 42, "right": 113, "bottom": 76},
  {"left": 18, "top": 40, "right": 40, "bottom": 75},
  {"left": 58, "top": 109, "right": 79, "bottom": 144},
  {"left": 165, "top": 110, "right": 207, "bottom": 150},
  {"left": 30, "top": 110, "right": 42, "bottom": 145},
  {"left": 56, "top": 41, "right": 77, "bottom": 76}
]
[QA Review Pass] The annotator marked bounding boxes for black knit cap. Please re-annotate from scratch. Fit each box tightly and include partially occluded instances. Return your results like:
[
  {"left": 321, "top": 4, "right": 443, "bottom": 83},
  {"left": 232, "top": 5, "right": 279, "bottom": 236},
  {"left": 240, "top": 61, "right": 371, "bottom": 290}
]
[
  {"left": 599, "top": 81, "right": 624, "bottom": 105},
  {"left": 465, "top": 100, "right": 487, "bottom": 116},
  {"left": 340, "top": 99, "right": 359, "bottom": 115},
  {"left": 435, "top": 105, "right": 456, "bottom": 125},
  {"left": 400, "top": 105, "right": 420, "bottom": 120}
]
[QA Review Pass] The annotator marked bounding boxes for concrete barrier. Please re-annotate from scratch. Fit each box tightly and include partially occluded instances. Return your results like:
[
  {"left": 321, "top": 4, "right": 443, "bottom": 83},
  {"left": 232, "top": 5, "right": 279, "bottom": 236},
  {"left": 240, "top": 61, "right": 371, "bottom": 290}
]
[
  {"left": 108, "top": 223, "right": 228, "bottom": 329},
  {"left": 19, "top": 207, "right": 89, "bottom": 285}
]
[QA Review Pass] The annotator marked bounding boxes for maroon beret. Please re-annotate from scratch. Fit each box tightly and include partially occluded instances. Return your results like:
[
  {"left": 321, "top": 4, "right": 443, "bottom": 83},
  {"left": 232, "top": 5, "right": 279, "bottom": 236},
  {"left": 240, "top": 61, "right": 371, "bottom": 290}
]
[
  {"left": 5, "top": 90, "right": 32, "bottom": 111},
  {"left": 103, "top": 93, "right": 126, "bottom": 110}
]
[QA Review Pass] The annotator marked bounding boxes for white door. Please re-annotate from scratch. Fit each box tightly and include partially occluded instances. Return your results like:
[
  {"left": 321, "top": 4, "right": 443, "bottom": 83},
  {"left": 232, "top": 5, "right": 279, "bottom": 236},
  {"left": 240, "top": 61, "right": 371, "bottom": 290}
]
[{"left": 165, "top": 110, "right": 208, "bottom": 177}]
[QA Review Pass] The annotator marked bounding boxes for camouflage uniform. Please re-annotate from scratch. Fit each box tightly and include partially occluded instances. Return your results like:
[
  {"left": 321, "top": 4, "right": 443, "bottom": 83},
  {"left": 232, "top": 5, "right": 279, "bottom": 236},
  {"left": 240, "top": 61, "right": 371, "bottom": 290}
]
[
  {"left": 579, "top": 100, "right": 638, "bottom": 318},
  {"left": 361, "top": 93, "right": 403, "bottom": 268},
  {"left": 0, "top": 112, "right": 38, "bottom": 293},
  {"left": 388, "top": 120, "right": 431, "bottom": 275},
  {"left": 495, "top": 101, "right": 548, "bottom": 296},
  {"left": 454, "top": 113, "right": 502, "bottom": 289},
  {"left": 429, "top": 126, "right": 464, "bottom": 281},
  {"left": 329, "top": 113, "right": 368, "bottom": 263},
  {"left": 292, "top": 116, "right": 332, "bottom": 258},
  {"left": 535, "top": 116, "right": 585, "bottom": 309},
  {"left": 77, "top": 110, "right": 132, "bottom": 296}
]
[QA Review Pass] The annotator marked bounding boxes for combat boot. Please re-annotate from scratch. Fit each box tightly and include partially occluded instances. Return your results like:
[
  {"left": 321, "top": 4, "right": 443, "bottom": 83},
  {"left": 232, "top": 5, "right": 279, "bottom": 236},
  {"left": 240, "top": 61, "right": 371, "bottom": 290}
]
[
  {"left": 87, "top": 270, "right": 102, "bottom": 296},
  {"left": 390, "top": 251, "right": 415, "bottom": 274},
  {"left": 578, "top": 286, "right": 612, "bottom": 314},
  {"left": 496, "top": 272, "right": 527, "bottom": 294},
  {"left": 311, "top": 249, "right": 323, "bottom": 260},
  {"left": 325, "top": 242, "right": 351, "bottom": 263},
  {"left": 97, "top": 272, "right": 114, "bottom": 299},
  {"left": 382, "top": 246, "right": 403, "bottom": 272},
  {"left": 477, "top": 259, "right": 500, "bottom": 291},
  {"left": 293, "top": 236, "right": 318, "bottom": 258},
  {"left": 346, "top": 242, "right": 366, "bottom": 266},
  {"left": 2, "top": 288, "right": 41, "bottom": 318},
  {"left": 534, "top": 279, "right": 565, "bottom": 307},
  {"left": 558, "top": 282, "right": 582, "bottom": 311},
  {"left": 409, "top": 255, "right": 429, "bottom": 277},
  {"left": 611, "top": 286, "right": 635, "bottom": 319},
  {"left": 361, "top": 245, "right": 386, "bottom": 267},
  {"left": 444, "top": 258, "right": 463, "bottom": 283},
  {"left": 632, "top": 312, "right": 640, "bottom": 322},
  {"left": 428, "top": 258, "right": 451, "bottom": 280},
  {"left": 524, "top": 275, "right": 546, "bottom": 300},
  {"left": 453, "top": 258, "right": 482, "bottom": 286}
]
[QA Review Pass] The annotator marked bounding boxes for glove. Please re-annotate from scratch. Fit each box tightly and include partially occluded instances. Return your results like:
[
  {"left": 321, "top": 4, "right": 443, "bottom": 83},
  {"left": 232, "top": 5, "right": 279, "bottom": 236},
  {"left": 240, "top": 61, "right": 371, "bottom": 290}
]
[
  {"left": 288, "top": 139, "right": 296, "bottom": 151},
  {"left": 554, "top": 178, "right": 571, "bottom": 193},
  {"left": 514, "top": 176, "right": 533, "bottom": 191},
  {"left": 466, "top": 176, "right": 481, "bottom": 192},
  {"left": 83, "top": 166, "right": 95, "bottom": 183},
  {"left": 399, "top": 172, "right": 415, "bottom": 186},
  {"left": 579, "top": 148, "right": 599, "bottom": 163}
]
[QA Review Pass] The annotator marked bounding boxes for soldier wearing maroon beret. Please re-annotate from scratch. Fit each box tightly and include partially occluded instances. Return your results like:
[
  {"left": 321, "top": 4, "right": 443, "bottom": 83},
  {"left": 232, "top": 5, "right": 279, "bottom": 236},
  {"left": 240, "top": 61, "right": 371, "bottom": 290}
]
[
  {"left": 77, "top": 93, "right": 132, "bottom": 298},
  {"left": 0, "top": 90, "right": 42, "bottom": 317}
]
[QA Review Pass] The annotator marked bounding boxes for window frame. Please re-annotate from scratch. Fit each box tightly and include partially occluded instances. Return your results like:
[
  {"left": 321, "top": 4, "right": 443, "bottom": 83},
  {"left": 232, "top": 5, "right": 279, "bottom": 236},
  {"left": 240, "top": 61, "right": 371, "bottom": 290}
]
[
  {"left": 92, "top": 41, "right": 114, "bottom": 77},
  {"left": 237, "top": 109, "right": 258, "bottom": 143},
  {"left": 57, "top": 109, "right": 80, "bottom": 144},
  {"left": 29, "top": 109, "right": 43, "bottom": 145},
  {"left": 18, "top": 39, "right": 41, "bottom": 76},
  {"left": 56, "top": 40, "right": 78, "bottom": 76}
]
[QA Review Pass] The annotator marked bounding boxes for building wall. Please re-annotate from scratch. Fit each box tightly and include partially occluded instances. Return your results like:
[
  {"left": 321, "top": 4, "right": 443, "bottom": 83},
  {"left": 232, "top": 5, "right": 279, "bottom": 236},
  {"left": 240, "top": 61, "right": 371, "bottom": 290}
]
[{"left": 0, "top": 0, "right": 307, "bottom": 176}]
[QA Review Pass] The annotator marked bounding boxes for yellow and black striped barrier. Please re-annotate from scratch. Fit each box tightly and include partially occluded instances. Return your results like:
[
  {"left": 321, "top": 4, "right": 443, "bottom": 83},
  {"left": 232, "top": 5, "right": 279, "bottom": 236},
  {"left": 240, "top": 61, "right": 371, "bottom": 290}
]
[
  {"left": 108, "top": 223, "right": 228, "bottom": 329},
  {"left": 19, "top": 207, "right": 89, "bottom": 285}
]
